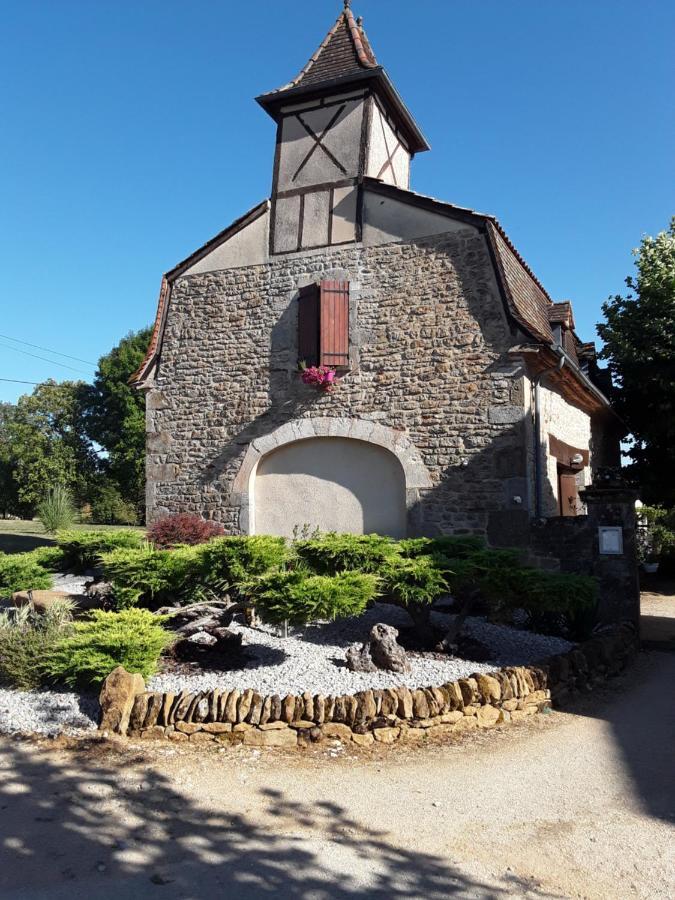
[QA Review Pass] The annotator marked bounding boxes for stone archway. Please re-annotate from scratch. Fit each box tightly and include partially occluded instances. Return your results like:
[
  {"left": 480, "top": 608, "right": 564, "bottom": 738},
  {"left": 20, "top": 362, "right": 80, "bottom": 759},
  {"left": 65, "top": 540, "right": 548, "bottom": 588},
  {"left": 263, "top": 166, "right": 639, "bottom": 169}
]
[
  {"left": 230, "top": 418, "right": 431, "bottom": 536},
  {"left": 254, "top": 437, "right": 407, "bottom": 538}
]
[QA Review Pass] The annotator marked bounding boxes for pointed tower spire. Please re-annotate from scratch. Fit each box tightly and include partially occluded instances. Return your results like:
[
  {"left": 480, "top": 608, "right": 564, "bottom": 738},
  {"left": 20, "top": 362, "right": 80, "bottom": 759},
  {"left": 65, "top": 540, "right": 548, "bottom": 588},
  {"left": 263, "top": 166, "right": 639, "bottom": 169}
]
[{"left": 258, "top": 4, "right": 429, "bottom": 255}]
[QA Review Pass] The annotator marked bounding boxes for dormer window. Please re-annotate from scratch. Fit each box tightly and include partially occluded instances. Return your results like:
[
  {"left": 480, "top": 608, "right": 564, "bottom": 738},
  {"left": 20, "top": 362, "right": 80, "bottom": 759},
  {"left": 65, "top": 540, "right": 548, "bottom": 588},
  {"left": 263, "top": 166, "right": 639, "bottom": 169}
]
[{"left": 298, "top": 280, "right": 350, "bottom": 369}]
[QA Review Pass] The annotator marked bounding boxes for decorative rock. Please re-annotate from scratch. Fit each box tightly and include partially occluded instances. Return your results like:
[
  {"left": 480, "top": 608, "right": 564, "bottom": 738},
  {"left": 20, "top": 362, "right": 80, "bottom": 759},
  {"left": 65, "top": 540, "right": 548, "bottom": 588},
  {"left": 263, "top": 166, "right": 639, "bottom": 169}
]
[
  {"left": 194, "top": 697, "right": 210, "bottom": 723},
  {"left": 399, "top": 726, "right": 426, "bottom": 742},
  {"left": 185, "top": 693, "right": 202, "bottom": 722},
  {"left": 412, "top": 689, "right": 430, "bottom": 719},
  {"left": 476, "top": 705, "right": 501, "bottom": 728},
  {"left": 202, "top": 722, "right": 233, "bottom": 734},
  {"left": 99, "top": 667, "right": 145, "bottom": 735},
  {"left": 224, "top": 690, "right": 240, "bottom": 723},
  {"left": 458, "top": 678, "right": 478, "bottom": 705},
  {"left": 259, "top": 721, "right": 290, "bottom": 730},
  {"left": 373, "top": 727, "right": 400, "bottom": 743},
  {"left": 423, "top": 688, "right": 441, "bottom": 717},
  {"left": 380, "top": 689, "right": 398, "bottom": 717},
  {"left": 355, "top": 690, "right": 377, "bottom": 723},
  {"left": 292, "top": 696, "right": 305, "bottom": 722},
  {"left": 344, "top": 695, "right": 358, "bottom": 726},
  {"left": 176, "top": 722, "right": 202, "bottom": 735},
  {"left": 322, "top": 723, "right": 353, "bottom": 741},
  {"left": 128, "top": 693, "right": 150, "bottom": 733},
  {"left": 160, "top": 692, "right": 175, "bottom": 727},
  {"left": 426, "top": 724, "right": 455, "bottom": 739},
  {"left": 345, "top": 641, "right": 377, "bottom": 672},
  {"left": 244, "top": 728, "right": 297, "bottom": 747},
  {"left": 281, "top": 695, "right": 296, "bottom": 723},
  {"left": 233, "top": 722, "right": 252, "bottom": 732},
  {"left": 247, "top": 692, "right": 264, "bottom": 725},
  {"left": 168, "top": 730, "right": 188, "bottom": 742},
  {"left": 289, "top": 720, "right": 316, "bottom": 730},
  {"left": 476, "top": 674, "right": 501, "bottom": 704},
  {"left": 270, "top": 694, "right": 282, "bottom": 722},
  {"left": 259, "top": 696, "right": 272, "bottom": 726},
  {"left": 352, "top": 732, "right": 374, "bottom": 747},
  {"left": 453, "top": 717, "right": 478, "bottom": 733},
  {"left": 369, "top": 623, "right": 410, "bottom": 673},
  {"left": 313, "top": 695, "right": 325, "bottom": 724},
  {"left": 302, "top": 691, "right": 314, "bottom": 721},
  {"left": 332, "top": 696, "right": 347, "bottom": 723},
  {"left": 502, "top": 699, "right": 519, "bottom": 712},
  {"left": 209, "top": 690, "right": 221, "bottom": 722},
  {"left": 171, "top": 691, "right": 192, "bottom": 723},
  {"left": 430, "top": 687, "right": 447, "bottom": 714},
  {"left": 141, "top": 725, "right": 166, "bottom": 740},
  {"left": 143, "top": 693, "right": 164, "bottom": 729},
  {"left": 397, "top": 687, "right": 414, "bottom": 719},
  {"left": 12, "top": 589, "right": 82, "bottom": 613},
  {"left": 439, "top": 711, "right": 463, "bottom": 724},
  {"left": 217, "top": 689, "right": 230, "bottom": 721},
  {"left": 237, "top": 689, "right": 254, "bottom": 723},
  {"left": 189, "top": 731, "right": 214, "bottom": 743}
]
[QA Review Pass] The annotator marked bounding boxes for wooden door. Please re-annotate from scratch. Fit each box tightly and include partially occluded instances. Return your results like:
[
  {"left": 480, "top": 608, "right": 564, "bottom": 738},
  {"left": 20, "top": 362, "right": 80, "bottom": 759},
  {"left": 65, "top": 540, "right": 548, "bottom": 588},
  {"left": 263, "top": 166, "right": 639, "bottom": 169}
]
[{"left": 559, "top": 472, "right": 579, "bottom": 517}]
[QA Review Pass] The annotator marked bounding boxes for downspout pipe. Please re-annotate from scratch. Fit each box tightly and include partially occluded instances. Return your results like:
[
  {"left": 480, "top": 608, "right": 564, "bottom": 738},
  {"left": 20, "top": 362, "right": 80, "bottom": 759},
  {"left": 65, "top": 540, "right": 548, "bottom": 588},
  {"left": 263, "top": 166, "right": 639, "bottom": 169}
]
[{"left": 533, "top": 347, "right": 566, "bottom": 519}]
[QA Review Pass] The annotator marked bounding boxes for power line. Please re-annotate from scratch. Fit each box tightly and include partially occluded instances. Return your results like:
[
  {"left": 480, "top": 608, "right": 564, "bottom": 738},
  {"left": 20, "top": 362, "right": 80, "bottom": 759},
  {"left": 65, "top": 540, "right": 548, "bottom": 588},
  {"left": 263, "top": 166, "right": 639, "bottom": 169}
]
[
  {"left": 0, "top": 378, "right": 41, "bottom": 385},
  {"left": 0, "top": 333, "right": 96, "bottom": 366},
  {"left": 0, "top": 341, "right": 93, "bottom": 376}
]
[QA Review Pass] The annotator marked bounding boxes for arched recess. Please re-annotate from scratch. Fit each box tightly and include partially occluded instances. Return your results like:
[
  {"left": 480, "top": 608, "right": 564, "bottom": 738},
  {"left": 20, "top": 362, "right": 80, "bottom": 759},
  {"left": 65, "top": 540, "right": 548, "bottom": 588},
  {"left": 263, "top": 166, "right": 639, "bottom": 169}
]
[{"left": 230, "top": 418, "right": 432, "bottom": 536}]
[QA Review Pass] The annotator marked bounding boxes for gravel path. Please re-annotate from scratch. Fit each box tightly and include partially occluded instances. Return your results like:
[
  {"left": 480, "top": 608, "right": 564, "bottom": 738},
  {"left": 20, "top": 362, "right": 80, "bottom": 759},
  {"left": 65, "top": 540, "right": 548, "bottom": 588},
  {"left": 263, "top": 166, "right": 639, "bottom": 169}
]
[{"left": 148, "top": 603, "right": 572, "bottom": 696}]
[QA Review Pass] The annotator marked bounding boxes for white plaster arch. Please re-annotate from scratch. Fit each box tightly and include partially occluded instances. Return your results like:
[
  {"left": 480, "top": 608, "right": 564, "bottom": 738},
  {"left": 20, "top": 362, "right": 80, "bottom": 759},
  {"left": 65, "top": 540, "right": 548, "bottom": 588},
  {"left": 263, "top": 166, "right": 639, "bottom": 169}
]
[{"left": 230, "top": 417, "right": 432, "bottom": 535}]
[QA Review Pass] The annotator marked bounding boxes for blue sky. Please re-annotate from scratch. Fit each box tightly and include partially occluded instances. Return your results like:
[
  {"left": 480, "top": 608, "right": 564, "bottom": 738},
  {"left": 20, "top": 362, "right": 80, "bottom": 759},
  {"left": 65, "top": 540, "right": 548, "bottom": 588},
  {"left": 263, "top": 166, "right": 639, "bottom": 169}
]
[{"left": 1, "top": 0, "right": 673, "bottom": 403}]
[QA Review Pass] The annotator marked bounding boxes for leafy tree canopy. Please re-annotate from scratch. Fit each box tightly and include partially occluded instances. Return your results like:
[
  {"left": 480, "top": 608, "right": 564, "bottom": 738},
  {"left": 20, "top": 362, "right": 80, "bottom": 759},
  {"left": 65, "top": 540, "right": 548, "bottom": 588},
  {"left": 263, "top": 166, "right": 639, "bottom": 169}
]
[
  {"left": 597, "top": 218, "right": 675, "bottom": 506},
  {"left": 82, "top": 327, "right": 151, "bottom": 511}
]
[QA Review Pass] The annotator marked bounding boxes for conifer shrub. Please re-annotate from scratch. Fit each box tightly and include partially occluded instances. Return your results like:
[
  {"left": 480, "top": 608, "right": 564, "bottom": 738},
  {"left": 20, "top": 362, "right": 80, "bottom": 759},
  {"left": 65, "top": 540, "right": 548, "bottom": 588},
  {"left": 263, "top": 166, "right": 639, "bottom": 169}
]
[
  {"left": 293, "top": 532, "right": 398, "bottom": 574},
  {"left": 101, "top": 545, "right": 203, "bottom": 608},
  {"left": 56, "top": 529, "right": 145, "bottom": 571},
  {"left": 148, "top": 513, "right": 225, "bottom": 549},
  {"left": 253, "top": 570, "right": 379, "bottom": 626},
  {"left": 44, "top": 608, "right": 173, "bottom": 687},
  {"left": 0, "top": 553, "right": 53, "bottom": 598}
]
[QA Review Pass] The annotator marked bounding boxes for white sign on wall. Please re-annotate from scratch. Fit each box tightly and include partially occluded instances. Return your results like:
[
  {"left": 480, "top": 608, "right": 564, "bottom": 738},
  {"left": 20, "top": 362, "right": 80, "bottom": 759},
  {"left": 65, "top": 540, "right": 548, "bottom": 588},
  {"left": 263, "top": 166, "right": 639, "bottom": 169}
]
[{"left": 598, "top": 526, "right": 623, "bottom": 555}]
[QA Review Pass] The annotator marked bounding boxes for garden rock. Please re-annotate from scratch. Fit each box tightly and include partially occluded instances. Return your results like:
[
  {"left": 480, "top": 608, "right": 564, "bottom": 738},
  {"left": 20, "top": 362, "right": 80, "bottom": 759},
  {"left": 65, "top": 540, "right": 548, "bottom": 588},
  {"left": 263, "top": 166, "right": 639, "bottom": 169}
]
[
  {"left": 346, "top": 623, "right": 410, "bottom": 674},
  {"left": 84, "top": 580, "right": 115, "bottom": 608},
  {"left": 173, "top": 627, "right": 245, "bottom": 667},
  {"left": 99, "top": 667, "right": 146, "bottom": 734},
  {"left": 12, "top": 589, "right": 82, "bottom": 613}
]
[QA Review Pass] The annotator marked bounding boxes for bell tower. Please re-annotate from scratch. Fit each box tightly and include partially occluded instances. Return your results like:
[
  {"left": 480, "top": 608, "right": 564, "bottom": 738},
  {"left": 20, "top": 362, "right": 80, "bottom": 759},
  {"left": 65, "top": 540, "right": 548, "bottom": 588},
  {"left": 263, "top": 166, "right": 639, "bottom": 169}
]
[{"left": 256, "top": 1, "right": 429, "bottom": 255}]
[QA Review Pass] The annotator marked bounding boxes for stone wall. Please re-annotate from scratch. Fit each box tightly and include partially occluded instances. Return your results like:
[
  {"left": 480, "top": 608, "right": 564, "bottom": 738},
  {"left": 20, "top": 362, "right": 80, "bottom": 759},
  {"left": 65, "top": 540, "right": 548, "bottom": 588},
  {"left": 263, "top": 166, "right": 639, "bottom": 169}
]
[
  {"left": 102, "top": 626, "right": 638, "bottom": 748},
  {"left": 146, "top": 228, "right": 530, "bottom": 536}
]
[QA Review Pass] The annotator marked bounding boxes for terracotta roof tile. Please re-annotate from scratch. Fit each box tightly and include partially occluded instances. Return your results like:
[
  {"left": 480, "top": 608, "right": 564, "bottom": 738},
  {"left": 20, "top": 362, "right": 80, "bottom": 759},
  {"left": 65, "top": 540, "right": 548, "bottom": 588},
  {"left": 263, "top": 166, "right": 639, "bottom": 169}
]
[{"left": 276, "top": 4, "right": 377, "bottom": 93}]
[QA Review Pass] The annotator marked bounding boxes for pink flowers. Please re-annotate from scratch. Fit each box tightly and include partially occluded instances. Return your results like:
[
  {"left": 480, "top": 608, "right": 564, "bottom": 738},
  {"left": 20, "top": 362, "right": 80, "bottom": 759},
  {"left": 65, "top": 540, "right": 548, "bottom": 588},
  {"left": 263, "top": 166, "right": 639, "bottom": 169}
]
[{"left": 300, "top": 365, "right": 336, "bottom": 391}]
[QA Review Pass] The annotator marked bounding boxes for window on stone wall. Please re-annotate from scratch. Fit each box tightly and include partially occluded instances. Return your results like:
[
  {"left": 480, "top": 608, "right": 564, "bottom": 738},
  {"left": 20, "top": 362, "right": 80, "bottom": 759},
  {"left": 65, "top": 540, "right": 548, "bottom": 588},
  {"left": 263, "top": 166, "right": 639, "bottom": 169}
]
[{"left": 297, "top": 280, "right": 349, "bottom": 369}]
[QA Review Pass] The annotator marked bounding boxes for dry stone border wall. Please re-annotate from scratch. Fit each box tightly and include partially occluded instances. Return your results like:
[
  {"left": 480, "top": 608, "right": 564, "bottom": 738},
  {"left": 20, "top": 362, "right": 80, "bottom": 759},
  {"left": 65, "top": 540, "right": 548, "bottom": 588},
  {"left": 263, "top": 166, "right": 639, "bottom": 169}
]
[{"left": 100, "top": 626, "right": 638, "bottom": 748}]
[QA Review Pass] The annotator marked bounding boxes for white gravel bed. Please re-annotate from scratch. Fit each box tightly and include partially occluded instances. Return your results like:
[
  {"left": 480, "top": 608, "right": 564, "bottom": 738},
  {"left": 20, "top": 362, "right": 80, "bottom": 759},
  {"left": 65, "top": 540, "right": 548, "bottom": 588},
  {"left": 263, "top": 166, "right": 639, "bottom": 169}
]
[
  {"left": 52, "top": 573, "right": 93, "bottom": 594},
  {"left": 148, "top": 603, "right": 573, "bottom": 696},
  {"left": 0, "top": 688, "right": 98, "bottom": 737}
]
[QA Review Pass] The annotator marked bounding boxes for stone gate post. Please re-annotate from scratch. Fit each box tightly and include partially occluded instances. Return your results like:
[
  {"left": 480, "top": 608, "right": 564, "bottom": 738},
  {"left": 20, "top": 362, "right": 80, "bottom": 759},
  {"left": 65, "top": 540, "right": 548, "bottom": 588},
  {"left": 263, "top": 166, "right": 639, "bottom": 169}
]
[{"left": 579, "top": 472, "right": 640, "bottom": 632}]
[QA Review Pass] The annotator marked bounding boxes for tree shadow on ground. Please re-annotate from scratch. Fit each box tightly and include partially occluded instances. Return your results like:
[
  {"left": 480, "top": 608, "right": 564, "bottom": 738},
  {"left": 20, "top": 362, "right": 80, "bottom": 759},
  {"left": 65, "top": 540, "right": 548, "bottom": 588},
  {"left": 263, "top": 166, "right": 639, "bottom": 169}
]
[
  {"left": 0, "top": 737, "right": 556, "bottom": 899},
  {"left": 0, "top": 532, "right": 54, "bottom": 554}
]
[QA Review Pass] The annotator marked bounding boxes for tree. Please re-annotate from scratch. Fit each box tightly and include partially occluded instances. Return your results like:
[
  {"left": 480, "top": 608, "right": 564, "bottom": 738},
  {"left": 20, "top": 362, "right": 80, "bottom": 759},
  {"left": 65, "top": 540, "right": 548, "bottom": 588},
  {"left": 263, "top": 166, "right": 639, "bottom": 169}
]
[
  {"left": 82, "top": 328, "right": 151, "bottom": 515},
  {"left": 6, "top": 380, "right": 97, "bottom": 511},
  {"left": 0, "top": 403, "right": 22, "bottom": 517},
  {"left": 597, "top": 219, "right": 675, "bottom": 506}
]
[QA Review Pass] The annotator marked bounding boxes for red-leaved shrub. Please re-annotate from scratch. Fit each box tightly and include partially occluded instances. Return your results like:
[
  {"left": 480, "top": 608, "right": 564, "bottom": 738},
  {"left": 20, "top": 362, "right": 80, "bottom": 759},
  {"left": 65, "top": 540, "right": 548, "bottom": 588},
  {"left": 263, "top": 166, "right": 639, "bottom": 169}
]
[{"left": 148, "top": 513, "right": 225, "bottom": 549}]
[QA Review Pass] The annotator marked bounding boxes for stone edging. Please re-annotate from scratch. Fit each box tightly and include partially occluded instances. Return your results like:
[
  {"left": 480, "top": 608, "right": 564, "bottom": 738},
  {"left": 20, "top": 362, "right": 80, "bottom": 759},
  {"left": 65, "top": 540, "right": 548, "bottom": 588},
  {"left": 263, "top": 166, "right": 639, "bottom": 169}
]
[{"left": 100, "top": 625, "right": 638, "bottom": 749}]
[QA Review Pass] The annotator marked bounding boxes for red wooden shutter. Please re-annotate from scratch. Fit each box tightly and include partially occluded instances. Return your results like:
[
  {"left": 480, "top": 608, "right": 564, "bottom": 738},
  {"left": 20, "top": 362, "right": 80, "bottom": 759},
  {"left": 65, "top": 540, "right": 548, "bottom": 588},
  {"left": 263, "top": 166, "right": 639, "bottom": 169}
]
[
  {"left": 319, "top": 280, "right": 349, "bottom": 369},
  {"left": 297, "top": 283, "right": 320, "bottom": 367}
]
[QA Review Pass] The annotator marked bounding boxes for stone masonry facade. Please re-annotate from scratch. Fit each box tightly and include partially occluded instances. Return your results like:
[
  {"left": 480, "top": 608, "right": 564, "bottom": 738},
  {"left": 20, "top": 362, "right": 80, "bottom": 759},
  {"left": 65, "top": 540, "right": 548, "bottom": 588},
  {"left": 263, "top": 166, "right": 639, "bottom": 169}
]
[{"left": 146, "top": 227, "right": 530, "bottom": 536}]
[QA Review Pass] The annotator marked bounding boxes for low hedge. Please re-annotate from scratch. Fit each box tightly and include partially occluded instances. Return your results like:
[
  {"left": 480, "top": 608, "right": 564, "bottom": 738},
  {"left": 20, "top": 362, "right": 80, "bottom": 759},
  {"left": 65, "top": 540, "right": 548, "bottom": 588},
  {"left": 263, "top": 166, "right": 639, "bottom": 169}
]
[
  {"left": 0, "top": 553, "right": 53, "bottom": 598},
  {"left": 56, "top": 529, "right": 146, "bottom": 572}
]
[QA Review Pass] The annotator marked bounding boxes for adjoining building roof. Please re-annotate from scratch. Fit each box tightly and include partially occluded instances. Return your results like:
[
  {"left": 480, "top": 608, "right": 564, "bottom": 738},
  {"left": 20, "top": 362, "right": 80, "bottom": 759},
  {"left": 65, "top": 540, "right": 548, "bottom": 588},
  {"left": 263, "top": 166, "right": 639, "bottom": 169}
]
[{"left": 255, "top": 3, "right": 429, "bottom": 154}]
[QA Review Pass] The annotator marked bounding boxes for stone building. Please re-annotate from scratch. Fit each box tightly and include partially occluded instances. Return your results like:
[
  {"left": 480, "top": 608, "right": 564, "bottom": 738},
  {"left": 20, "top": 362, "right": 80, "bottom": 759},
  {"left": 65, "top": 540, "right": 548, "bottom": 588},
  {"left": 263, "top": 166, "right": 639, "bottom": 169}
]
[{"left": 132, "top": 2, "right": 621, "bottom": 540}]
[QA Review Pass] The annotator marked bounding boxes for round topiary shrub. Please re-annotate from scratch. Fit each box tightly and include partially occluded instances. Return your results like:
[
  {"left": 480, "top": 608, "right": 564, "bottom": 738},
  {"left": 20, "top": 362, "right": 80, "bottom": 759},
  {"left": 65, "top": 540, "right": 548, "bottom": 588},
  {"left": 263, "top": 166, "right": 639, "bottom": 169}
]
[{"left": 148, "top": 513, "right": 225, "bottom": 549}]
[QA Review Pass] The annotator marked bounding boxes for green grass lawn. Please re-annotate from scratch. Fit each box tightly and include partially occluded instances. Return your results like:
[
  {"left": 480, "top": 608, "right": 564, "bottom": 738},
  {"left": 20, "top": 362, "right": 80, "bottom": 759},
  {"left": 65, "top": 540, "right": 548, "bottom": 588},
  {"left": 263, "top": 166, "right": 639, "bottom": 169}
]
[{"left": 0, "top": 519, "right": 144, "bottom": 554}]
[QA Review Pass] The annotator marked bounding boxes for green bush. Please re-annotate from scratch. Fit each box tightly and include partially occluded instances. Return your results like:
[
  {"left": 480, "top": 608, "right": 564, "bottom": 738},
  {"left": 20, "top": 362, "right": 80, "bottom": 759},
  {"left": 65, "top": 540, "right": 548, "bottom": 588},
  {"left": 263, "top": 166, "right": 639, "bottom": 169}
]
[
  {"left": 102, "top": 536, "right": 289, "bottom": 609},
  {"left": 101, "top": 544, "right": 205, "bottom": 608},
  {"left": 254, "top": 570, "right": 379, "bottom": 626},
  {"left": 381, "top": 555, "right": 449, "bottom": 607},
  {"left": 293, "top": 532, "right": 398, "bottom": 575},
  {"left": 0, "top": 553, "right": 53, "bottom": 598},
  {"left": 26, "top": 545, "right": 66, "bottom": 572},
  {"left": 200, "top": 536, "right": 288, "bottom": 589},
  {"left": 44, "top": 608, "right": 173, "bottom": 687},
  {"left": 37, "top": 485, "right": 76, "bottom": 533},
  {"left": 56, "top": 529, "right": 145, "bottom": 571},
  {"left": 0, "top": 600, "right": 75, "bottom": 689},
  {"left": 400, "top": 534, "right": 485, "bottom": 561}
]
